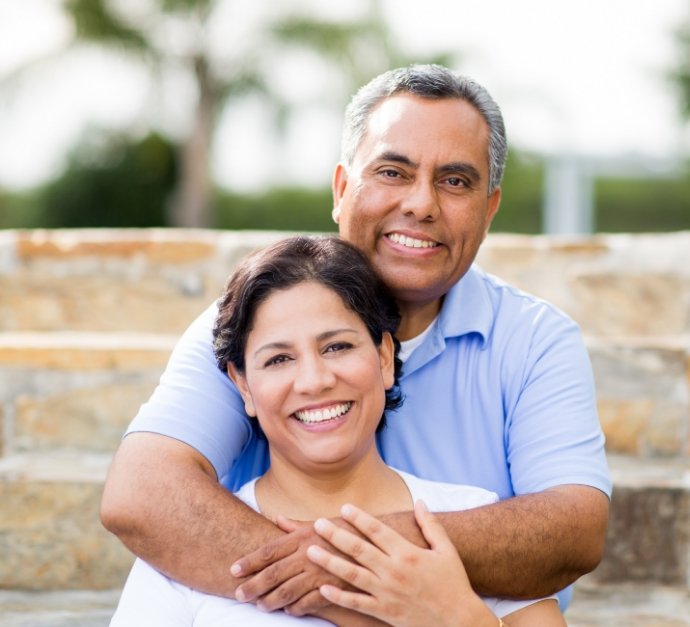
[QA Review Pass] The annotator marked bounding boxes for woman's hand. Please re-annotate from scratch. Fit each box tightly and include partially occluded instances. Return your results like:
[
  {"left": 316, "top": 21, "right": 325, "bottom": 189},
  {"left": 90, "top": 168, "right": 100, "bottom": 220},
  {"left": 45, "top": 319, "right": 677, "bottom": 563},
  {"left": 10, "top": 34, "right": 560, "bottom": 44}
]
[{"left": 306, "top": 500, "right": 497, "bottom": 627}]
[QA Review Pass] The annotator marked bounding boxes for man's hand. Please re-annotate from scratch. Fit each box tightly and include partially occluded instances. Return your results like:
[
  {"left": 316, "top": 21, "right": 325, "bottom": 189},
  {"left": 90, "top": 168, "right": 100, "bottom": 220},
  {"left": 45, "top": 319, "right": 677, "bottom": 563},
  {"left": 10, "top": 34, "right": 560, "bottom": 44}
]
[{"left": 232, "top": 516, "right": 354, "bottom": 615}]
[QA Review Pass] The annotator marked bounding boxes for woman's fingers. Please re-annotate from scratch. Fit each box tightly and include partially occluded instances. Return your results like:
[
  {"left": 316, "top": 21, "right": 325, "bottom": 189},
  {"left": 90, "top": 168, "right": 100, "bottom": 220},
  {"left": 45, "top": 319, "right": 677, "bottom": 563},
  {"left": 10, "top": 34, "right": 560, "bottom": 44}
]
[
  {"left": 413, "top": 500, "right": 456, "bottom": 553},
  {"left": 306, "top": 543, "right": 377, "bottom": 591}
]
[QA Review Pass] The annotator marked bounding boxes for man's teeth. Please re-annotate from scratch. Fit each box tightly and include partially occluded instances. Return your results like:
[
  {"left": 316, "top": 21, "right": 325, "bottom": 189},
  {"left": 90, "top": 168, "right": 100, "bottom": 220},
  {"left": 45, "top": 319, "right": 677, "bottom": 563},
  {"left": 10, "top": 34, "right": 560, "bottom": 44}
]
[
  {"left": 388, "top": 233, "right": 438, "bottom": 249},
  {"left": 294, "top": 402, "right": 352, "bottom": 424}
]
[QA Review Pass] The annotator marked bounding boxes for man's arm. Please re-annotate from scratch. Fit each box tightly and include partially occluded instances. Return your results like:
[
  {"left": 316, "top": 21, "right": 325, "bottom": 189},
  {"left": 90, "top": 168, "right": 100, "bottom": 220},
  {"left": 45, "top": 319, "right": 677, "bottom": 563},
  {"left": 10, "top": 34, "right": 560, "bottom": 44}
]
[
  {"left": 100, "top": 432, "right": 283, "bottom": 597},
  {"left": 384, "top": 484, "right": 609, "bottom": 599},
  {"left": 233, "top": 483, "right": 608, "bottom": 613}
]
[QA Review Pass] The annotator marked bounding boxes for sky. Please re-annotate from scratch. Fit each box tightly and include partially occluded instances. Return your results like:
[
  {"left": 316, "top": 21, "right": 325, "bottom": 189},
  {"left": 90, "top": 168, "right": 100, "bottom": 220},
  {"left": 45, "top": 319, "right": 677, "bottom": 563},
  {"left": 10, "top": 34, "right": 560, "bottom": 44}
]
[{"left": 0, "top": 0, "right": 688, "bottom": 192}]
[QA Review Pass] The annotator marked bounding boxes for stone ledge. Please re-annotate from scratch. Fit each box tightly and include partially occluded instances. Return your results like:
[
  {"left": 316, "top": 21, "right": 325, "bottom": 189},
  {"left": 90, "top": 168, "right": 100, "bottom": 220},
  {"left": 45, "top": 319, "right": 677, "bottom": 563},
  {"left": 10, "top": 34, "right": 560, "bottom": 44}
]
[
  {"left": 568, "top": 575, "right": 690, "bottom": 626},
  {"left": 0, "top": 332, "right": 177, "bottom": 370},
  {"left": 595, "top": 455, "right": 690, "bottom": 587},
  {"left": 0, "top": 452, "right": 133, "bottom": 590}
]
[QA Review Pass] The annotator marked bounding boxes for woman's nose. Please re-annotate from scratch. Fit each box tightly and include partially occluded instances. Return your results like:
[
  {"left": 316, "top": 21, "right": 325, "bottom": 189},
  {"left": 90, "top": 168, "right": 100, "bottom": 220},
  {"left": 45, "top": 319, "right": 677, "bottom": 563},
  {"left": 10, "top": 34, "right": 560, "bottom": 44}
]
[{"left": 293, "top": 356, "right": 336, "bottom": 394}]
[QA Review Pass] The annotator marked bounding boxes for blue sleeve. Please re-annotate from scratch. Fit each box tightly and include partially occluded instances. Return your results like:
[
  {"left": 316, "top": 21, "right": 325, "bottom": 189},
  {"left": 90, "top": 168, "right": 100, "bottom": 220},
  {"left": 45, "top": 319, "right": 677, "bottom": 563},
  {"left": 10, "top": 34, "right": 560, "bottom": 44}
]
[
  {"left": 126, "top": 302, "right": 252, "bottom": 481},
  {"left": 504, "top": 306, "right": 612, "bottom": 498}
]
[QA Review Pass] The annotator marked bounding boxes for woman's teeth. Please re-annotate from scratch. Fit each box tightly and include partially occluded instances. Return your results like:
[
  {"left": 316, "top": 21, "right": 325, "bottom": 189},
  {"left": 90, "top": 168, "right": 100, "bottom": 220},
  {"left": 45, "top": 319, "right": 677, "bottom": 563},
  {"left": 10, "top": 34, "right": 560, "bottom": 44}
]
[{"left": 294, "top": 402, "right": 352, "bottom": 424}]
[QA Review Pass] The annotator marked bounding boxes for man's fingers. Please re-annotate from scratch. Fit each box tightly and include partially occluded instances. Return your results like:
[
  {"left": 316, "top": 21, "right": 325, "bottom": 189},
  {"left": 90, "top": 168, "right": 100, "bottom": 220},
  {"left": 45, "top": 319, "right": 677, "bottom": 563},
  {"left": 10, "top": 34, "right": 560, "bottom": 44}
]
[
  {"left": 284, "top": 589, "right": 329, "bottom": 617},
  {"left": 234, "top": 553, "right": 304, "bottom": 602},
  {"left": 231, "top": 532, "right": 301, "bottom": 578},
  {"left": 253, "top": 571, "right": 317, "bottom": 613}
]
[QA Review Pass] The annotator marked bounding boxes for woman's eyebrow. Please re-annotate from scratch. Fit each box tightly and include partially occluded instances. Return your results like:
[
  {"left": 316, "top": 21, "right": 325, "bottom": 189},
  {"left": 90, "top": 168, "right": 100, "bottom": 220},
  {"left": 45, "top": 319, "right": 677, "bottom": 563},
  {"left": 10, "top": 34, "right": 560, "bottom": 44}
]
[{"left": 252, "top": 328, "right": 358, "bottom": 357}]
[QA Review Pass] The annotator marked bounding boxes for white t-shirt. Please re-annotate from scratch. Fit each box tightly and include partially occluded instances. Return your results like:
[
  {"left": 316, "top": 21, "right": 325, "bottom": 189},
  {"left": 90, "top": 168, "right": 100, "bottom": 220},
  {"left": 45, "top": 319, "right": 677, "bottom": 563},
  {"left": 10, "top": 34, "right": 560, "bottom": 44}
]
[{"left": 110, "top": 470, "right": 547, "bottom": 626}]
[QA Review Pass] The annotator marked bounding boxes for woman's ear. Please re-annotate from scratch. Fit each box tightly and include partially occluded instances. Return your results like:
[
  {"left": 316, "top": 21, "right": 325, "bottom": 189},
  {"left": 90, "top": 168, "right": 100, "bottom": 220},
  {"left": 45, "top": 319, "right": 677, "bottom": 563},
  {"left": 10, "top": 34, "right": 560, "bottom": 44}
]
[
  {"left": 379, "top": 332, "right": 396, "bottom": 391},
  {"left": 227, "top": 364, "right": 257, "bottom": 417}
]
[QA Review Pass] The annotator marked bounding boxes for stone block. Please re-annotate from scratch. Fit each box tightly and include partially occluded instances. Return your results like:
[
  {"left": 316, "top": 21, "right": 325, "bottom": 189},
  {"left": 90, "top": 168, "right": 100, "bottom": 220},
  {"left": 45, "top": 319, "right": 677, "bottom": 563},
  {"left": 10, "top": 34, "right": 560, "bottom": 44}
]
[
  {"left": 589, "top": 339, "right": 689, "bottom": 458},
  {"left": 0, "top": 453, "right": 133, "bottom": 590},
  {"left": 593, "top": 455, "right": 690, "bottom": 586},
  {"left": 0, "top": 333, "right": 174, "bottom": 454},
  {"left": 0, "top": 229, "right": 287, "bottom": 334}
]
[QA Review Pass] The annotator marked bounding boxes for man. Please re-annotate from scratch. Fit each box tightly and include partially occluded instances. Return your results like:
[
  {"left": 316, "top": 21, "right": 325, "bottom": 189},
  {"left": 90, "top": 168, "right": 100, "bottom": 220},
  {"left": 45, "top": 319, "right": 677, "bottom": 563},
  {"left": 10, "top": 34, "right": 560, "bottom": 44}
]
[{"left": 101, "top": 65, "right": 610, "bottom": 618}]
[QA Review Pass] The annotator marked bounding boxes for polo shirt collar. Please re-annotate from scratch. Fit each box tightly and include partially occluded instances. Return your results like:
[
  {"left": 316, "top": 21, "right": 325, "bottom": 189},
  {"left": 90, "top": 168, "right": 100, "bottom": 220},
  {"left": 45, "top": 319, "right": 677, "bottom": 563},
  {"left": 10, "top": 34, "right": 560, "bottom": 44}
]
[
  {"left": 438, "top": 264, "right": 493, "bottom": 346},
  {"left": 400, "top": 265, "right": 493, "bottom": 378}
]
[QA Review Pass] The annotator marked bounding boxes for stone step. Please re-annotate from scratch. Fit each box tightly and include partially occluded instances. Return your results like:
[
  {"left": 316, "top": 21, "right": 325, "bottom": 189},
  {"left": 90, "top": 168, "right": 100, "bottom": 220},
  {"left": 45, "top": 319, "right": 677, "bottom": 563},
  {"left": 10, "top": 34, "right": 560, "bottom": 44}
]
[
  {"left": 587, "top": 336, "right": 690, "bottom": 459},
  {"left": 0, "top": 331, "right": 687, "bottom": 462},
  {"left": 0, "top": 229, "right": 284, "bottom": 334},
  {"left": 0, "top": 332, "right": 175, "bottom": 455},
  {"left": 0, "top": 581, "right": 688, "bottom": 627},
  {"left": 594, "top": 454, "right": 690, "bottom": 588},
  {"left": 0, "top": 452, "right": 134, "bottom": 591},
  {"left": 0, "top": 589, "right": 121, "bottom": 627},
  {"left": 0, "top": 229, "right": 688, "bottom": 337},
  {"left": 567, "top": 575, "right": 690, "bottom": 626}
]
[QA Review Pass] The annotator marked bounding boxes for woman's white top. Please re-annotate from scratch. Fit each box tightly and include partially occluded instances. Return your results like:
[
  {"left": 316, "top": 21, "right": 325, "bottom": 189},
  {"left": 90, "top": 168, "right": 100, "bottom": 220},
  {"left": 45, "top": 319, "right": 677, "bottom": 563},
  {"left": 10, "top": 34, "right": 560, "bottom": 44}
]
[{"left": 110, "top": 470, "right": 548, "bottom": 626}]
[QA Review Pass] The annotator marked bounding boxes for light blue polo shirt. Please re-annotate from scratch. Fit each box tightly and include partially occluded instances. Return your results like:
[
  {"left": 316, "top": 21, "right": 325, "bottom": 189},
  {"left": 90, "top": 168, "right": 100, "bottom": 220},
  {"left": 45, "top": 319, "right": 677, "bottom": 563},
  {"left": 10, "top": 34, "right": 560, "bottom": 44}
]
[
  {"left": 127, "top": 264, "right": 611, "bottom": 609},
  {"left": 129, "top": 263, "right": 610, "bottom": 499}
]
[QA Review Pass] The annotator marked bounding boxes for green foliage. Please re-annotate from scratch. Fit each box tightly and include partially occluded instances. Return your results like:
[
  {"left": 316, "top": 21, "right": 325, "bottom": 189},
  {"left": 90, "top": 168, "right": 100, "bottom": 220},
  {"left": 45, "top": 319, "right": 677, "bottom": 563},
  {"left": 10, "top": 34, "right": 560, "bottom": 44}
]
[
  {"left": 595, "top": 174, "right": 690, "bottom": 232},
  {"left": 670, "top": 15, "right": 690, "bottom": 119},
  {"left": 35, "top": 132, "right": 177, "bottom": 228},
  {"left": 214, "top": 187, "right": 335, "bottom": 232},
  {"left": 491, "top": 152, "right": 543, "bottom": 233},
  {"left": 64, "top": 0, "right": 151, "bottom": 52}
]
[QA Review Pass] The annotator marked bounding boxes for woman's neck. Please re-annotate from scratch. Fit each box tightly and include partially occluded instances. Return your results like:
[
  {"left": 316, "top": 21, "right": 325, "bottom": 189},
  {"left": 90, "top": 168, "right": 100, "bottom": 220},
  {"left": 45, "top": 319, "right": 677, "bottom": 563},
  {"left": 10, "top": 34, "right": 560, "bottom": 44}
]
[{"left": 255, "top": 446, "right": 412, "bottom": 522}]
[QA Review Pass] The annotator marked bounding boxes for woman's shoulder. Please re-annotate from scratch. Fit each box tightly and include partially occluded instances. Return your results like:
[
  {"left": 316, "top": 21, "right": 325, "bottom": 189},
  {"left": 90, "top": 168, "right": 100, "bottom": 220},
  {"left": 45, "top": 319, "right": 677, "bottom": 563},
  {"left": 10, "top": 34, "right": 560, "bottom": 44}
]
[{"left": 393, "top": 469, "right": 499, "bottom": 513}]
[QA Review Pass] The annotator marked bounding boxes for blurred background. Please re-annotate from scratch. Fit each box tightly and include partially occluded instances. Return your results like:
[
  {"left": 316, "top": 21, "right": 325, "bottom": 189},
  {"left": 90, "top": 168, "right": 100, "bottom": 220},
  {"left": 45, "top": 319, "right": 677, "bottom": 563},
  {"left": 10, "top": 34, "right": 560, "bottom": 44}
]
[{"left": 1, "top": 0, "right": 689, "bottom": 234}]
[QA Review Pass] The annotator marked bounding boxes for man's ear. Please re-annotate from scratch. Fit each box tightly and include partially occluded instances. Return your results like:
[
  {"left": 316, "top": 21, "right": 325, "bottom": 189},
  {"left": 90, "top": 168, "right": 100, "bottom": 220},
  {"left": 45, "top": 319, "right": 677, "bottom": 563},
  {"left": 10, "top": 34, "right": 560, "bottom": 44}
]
[
  {"left": 227, "top": 364, "right": 256, "bottom": 417},
  {"left": 483, "top": 186, "right": 502, "bottom": 238},
  {"left": 331, "top": 163, "right": 348, "bottom": 224},
  {"left": 379, "top": 332, "right": 396, "bottom": 391}
]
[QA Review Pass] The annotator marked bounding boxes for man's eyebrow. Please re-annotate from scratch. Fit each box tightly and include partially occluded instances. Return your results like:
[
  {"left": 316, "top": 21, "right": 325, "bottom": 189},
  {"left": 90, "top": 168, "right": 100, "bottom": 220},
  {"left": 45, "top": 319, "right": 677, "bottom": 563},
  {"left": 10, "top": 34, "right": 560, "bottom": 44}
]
[
  {"left": 374, "top": 151, "right": 418, "bottom": 168},
  {"left": 437, "top": 162, "right": 481, "bottom": 182}
]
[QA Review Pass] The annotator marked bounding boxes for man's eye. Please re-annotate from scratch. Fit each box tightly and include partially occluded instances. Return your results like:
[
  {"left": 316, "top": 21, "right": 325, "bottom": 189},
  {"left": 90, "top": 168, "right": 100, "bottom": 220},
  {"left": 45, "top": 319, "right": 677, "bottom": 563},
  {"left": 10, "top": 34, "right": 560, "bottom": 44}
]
[
  {"left": 446, "top": 177, "right": 467, "bottom": 187},
  {"left": 380, "top": 169, "right": 401, "bottom": 178}
]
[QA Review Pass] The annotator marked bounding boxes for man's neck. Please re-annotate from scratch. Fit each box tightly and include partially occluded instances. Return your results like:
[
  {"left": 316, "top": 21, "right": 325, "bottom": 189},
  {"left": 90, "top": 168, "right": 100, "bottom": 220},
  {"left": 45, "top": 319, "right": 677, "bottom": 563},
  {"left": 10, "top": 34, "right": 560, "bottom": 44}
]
[{"left": 396, "top": 297, "right": 443, "bottom": 341}]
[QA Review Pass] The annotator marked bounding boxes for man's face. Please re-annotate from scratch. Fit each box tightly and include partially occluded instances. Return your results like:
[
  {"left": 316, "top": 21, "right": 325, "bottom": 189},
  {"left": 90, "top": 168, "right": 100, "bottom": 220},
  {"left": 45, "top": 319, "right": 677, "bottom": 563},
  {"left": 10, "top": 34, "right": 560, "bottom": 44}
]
[{"left": 333, "top": 94, "right": 501, "bottom": 310}]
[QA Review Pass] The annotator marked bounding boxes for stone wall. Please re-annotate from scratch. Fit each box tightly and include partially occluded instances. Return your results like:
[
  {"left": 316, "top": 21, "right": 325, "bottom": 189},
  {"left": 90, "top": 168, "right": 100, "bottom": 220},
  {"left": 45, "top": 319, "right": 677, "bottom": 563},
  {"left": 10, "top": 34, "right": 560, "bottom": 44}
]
[{"left": 0, "top": 228, "right": 688, "bottom": 590}]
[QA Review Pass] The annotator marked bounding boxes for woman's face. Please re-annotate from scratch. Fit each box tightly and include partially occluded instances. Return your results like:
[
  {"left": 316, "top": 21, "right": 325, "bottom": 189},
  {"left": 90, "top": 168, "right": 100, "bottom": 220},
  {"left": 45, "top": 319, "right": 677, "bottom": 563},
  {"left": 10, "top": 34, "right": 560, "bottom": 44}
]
[{"left": 228, "top": 281, "right": 395, "bottom": 474}]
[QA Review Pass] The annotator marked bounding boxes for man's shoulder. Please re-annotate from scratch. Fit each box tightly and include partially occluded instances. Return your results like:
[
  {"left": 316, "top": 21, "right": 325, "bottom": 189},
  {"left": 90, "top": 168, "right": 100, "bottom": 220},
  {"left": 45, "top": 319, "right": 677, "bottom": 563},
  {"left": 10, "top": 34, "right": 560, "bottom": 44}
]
[{"left": 460, "top": 265, "right": 578, "bottom": 330}]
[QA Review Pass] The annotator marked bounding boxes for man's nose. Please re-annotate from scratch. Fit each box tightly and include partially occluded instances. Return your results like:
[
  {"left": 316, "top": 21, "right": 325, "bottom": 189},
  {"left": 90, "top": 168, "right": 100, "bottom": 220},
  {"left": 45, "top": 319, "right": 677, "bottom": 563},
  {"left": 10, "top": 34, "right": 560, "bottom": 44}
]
[
  {"left": 293, "top": 356, "right": 336, "bottom": 394},
  {"left": 399, "top": 179, "right": 440, "bottom": 221}
]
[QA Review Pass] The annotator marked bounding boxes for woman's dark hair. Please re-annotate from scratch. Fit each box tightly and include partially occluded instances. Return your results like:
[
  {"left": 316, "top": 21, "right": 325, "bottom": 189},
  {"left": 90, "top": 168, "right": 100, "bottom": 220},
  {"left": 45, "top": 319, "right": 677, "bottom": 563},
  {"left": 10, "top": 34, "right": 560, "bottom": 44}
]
[{"left": 213, "top": 235, "right": 403, "bottom": 428}]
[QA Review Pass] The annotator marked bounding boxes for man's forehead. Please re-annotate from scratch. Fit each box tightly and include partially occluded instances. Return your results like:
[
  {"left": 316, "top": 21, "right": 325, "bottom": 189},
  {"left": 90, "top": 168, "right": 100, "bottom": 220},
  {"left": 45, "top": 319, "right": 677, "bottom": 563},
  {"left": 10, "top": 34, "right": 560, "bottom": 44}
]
[{"left": 355, "top": 94, "right": 490, "bottom": 166}]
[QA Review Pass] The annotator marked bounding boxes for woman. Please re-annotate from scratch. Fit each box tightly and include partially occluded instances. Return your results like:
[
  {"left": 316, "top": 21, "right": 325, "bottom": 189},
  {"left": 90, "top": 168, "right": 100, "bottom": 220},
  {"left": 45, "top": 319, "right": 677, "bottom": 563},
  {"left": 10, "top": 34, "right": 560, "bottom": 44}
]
[{"left": 110, "top": 235, "right": 564, "bottom": 626}]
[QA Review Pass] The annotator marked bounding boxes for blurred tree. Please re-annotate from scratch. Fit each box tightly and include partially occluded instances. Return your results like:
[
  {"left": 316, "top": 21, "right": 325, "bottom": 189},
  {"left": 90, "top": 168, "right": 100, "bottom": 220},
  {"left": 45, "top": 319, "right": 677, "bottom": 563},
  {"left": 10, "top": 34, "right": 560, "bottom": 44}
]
[
  {"left": 671, "top": 12, "right": 690, "bottom": 119},
  {"left": 37, "top": 132, "right": 177, "bottom": 227},
  {"left": 50, "top": 0, "right": 455, "bottom": 229}
]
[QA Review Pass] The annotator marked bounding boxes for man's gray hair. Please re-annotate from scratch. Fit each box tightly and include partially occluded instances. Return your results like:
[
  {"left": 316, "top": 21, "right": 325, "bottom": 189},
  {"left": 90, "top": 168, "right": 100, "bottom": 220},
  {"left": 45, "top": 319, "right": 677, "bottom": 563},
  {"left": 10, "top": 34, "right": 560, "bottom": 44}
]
[{"left": 341, "top": 64, "right": 507, "bottom": 194}]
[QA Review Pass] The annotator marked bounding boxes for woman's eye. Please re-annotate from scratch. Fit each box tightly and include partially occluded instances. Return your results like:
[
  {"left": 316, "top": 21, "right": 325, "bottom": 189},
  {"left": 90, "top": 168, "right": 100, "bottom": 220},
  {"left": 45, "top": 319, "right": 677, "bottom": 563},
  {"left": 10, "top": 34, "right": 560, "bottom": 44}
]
[
  {"left": 325, "top": 342, "right": 353, "bottom": 354},
  {"left": 264, "top": 354, "right": 291, "bottom": 367}
]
